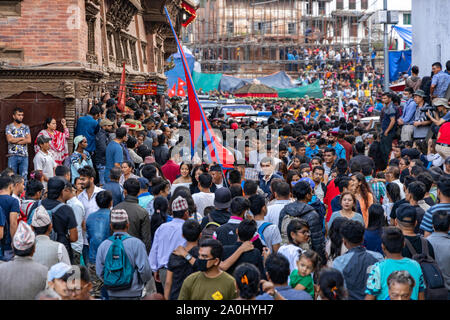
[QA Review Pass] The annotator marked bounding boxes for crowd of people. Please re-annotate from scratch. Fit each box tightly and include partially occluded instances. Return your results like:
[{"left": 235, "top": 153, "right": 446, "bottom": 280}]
[{"left": 0, "top": 58, "right": 449, "bottom": 301}]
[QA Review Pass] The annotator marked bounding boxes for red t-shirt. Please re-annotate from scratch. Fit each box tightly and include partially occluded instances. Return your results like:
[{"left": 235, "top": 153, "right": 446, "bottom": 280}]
[
  {"left": 324, "top": 178, "right": 340, "bottom": 222},
  {"left": 437, "top": 122, "right": 450, "bottom": 145},
  {"left": 161, "top": 160, "right": 180, "bottom": 184}
]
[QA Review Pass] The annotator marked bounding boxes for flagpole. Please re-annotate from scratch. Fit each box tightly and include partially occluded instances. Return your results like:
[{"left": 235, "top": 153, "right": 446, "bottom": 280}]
[{"left": 164, "top": 6, "right": 233, "bottom": 169}]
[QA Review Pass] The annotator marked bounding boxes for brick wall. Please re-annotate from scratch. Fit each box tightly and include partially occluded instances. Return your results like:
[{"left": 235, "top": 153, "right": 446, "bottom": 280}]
[{"left": 0, "top": 0, "right": 82, "bottom": 64}]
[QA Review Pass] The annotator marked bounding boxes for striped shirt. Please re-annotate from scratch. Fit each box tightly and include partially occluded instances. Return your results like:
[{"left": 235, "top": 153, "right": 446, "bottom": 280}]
[
  {"left": 419, "top": 203, "right": 450, "bottom": 235},
  {"left": 366, "top": 176, "right": 386, "bottom": 203}
]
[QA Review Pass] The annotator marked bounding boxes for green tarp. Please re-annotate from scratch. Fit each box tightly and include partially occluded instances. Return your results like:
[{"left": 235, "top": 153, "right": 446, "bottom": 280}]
[
  {"left": 274, "top": 80, "right": 323, "bottom": 98},
  {"left": 192, "top": 71, "right": 222, "bottom": 92}
]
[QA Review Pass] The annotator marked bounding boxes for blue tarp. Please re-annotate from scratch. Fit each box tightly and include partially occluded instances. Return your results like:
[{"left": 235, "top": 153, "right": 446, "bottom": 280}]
[
  {"left": 389, "top": 50, "right": 412, "bottom": 82},
  {"left": 219, "top": 71, "right": 296, "bottom": 92},
  {"left": 165, "top": 48, "right": 195, "bottom": 90}
]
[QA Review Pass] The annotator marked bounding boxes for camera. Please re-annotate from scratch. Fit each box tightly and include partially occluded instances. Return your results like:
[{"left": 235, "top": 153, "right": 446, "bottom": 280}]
[{"left": 420, "top": 105, "right": 436, "bottom": 113}]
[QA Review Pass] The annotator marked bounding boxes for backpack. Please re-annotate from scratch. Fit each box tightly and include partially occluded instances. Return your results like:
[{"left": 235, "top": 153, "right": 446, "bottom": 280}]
[
  {"left": 27, "top": 201, "right": 64, "bottom": 241},
  {"left": 103, "top": 234, "right": 134, "bottom": 291},
  {"left": 257, "top": 222, "right": 272, "bottom": 246},
  {"left": 404, "top": 237, "right": 447, "bottom": 300},
  {"left": 200, "top": 214, "right": 220, "bottom": 242}
]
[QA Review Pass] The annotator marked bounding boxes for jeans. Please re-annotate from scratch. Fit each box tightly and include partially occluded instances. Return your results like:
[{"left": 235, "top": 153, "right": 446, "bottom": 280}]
[
  {"left": 96, "top": 165, "right": 106, "bottom": 186},
  {"left": 0, "top": 249, "right": 14, "bottom": 262},
  {"left": 8, "top": 155, "right": 28, "bottom": 180}
]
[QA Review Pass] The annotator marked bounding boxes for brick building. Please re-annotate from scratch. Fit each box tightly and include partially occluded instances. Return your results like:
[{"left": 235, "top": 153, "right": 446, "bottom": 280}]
[{"left": 0, "top": 0, "right": 193, "bottom": 171}]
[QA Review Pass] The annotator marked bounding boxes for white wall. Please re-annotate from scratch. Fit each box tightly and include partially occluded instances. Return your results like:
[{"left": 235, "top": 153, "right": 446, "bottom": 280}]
[{"left": 412, "top": 0, "right": 450, "bottom": 76}]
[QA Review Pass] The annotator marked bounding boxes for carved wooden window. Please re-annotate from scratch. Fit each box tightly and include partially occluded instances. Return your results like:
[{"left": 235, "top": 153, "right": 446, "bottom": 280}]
[
  {"left": 86, "top": 16, "right": 97, "bottom": 64},
  {"left": 107, "top": 31, "right": 115, "bottom": 62},
  {"left": 141, "top": 42, "right": 147, "bottom": 65},
  {"left": 0, "top": 0, "right": 23, "bottom": 17},
  {"left": 114, "top": 30, "right": 123, "bottom": 66},
  {"left": 130, "top": 39, "right": 138, "bottom": 71},
  {"left": 121, "top": 37, "right": 130, "bottom": 65}
]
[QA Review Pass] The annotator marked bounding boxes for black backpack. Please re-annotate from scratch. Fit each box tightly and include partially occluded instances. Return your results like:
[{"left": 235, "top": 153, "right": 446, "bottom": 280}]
[
  {"left": 200, "top": 214, "right": 220, "bottom": 242},
  {"left": 404, "top": 237, "right": 447, "bottom": 300}
]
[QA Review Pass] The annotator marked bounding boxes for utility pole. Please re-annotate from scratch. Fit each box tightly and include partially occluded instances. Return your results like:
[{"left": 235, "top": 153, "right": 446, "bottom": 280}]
[{"left": 383, "top": 0, "right": 389, "bottom": 91}]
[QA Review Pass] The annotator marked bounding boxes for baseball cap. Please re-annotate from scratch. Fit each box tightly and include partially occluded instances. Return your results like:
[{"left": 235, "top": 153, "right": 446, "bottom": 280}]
[
  {"left": 300, "top": 177, "right": 315, "bottom": 190},
  {"left": 36, "top": 136, "right": 52, "bottom": 145},
  {"left": 100, "top": 118, "right": 114, "bottom": 126},
  {"left": 47, "top": 263, "right": 74, "bottom": 282},
  {"left": 214, "top": 187, "right": 232, "bottom": 210},
  {"left": 396, "top": 203, "right": 417, "bottom": 224},
  {"left": 138, "top": 177, "right": 149, "bottom": 190}
]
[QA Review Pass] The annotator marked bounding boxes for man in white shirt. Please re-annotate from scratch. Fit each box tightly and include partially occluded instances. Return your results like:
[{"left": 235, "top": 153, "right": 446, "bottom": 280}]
[
  {"left": 149, "top": 196, "right": 189, "bottom": 290},
  {"left": 33, "top": 136, "right": 57, "bottom": 188},
  {"left": 66, "top": 185, "right": 85, "bottom": 265},
  {"left": 192, "top": 173, "right": 215, "bottom": 217},
  {"left": 265, "top": 182, "right": 292, "bottom": 227}
]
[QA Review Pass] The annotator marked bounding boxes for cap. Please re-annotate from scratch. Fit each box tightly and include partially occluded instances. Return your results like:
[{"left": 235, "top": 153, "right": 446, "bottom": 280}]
[
  {"left": 401, "top": 148, "right": 420, "bottom": 159},
  {"left": 214, "top": 187, "right": 232, "bottom": 209},
  {"left": 307, "top": 132, "right": 318, "bottom": 140},
  {"left": 31, "top": 206, "right": 52, "bottom": 228},
  {"left": 36, "top": 136, "right": 52, "bottom": 145},
  {"left": 13, "top": 221, "right": 35, "bottom": 251},
  {"left": 138, "top": 177, "right": 149, "bottom": 189},
  {"left": 210, "top": 164, "right": 222, "bottom": 172},
  {"left": 100, "top": 118, "right": 114, "bottom": 126},
  {"left": 432, "top": 98, "right": 450, "bottom": 108},
  {"left": 172, "top": 196, "right": 189, "bottom": 212},
  {"left": 47, "top": 263, "right": 73, "bottom": 282},
  {"left": 73, "top": 135, "right": 86, "bottom": 150},
  {"left": 413, "top": 89, "right": 427, "bottom": 98},
  {"left": 300, "top": 177, "right": 315, "bottom": 189},
  {"left": 396, "top": 203, "right": 417, "bottom": 223},
  {"left": 110, "top": 209, "right": 129, "bottom": 223}
]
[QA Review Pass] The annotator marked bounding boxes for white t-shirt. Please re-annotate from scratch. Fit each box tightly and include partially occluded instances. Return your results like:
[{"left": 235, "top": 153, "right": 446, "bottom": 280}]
[
  {"left": 265, "top": 200, "right": 293, "bottom": 226},
  {"left": 256, "top": 220, "right": 282, "bottom": 253},
  {"left": 278, "top": 244, "right": 304, "bottom": 274},
  {"left": 192, "top": 192, "right": 215, "bottom": 216},
  {"left": 33, "top": 150, "right": 56, "bottom": 187}
]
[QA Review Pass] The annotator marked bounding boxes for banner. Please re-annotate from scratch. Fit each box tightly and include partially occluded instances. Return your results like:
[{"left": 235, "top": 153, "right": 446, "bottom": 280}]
[
  {"left": 132, "top": 82, "right": 157, "bottom": 95},
  {"left": 389, "top": 50, "right": 412, "bottom": 82},
  {"left": 192, "top": 71, "right": 222, "bottom": 93},
  {"left": 274, "top": 80, "right": 324, "bottom": 98}
]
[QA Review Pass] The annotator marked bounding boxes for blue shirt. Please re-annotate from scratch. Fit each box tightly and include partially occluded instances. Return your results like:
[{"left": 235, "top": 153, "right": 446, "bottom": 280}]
[
  {"left": 103, "top": 181, "right": 124, "bottom": 206},
  {"left": 86, "top": 208, "right": 111, "bottom": 264},
  {"left": 327, "top": 142, "right": 346, "bottom": 159},
  {"left": 365, "top": 258, "right": 425, "bottom": 300},
  {"left": 0, "top": 195, "right": 20, "bottom": 252},
  {"left": 256, "top": 285, "right": 312, "bottom": 300},
  {"left": 149, "top": 218, "right": 187, "bottom": 271},
  {"left": 401, "top": 98, "right": 417, "bottom": 124},
  {"left": 363, "top": 229, "right": 384, "bottom": 255},
  {"left": 138, "top": 193, "right": 153, "bottom": 210},
  {"left": 75, "top": 115, "right": 99, "bottom": 153},
  {"left": 431, "top": 71, "right": 450, "bottom": 98},
  {"left": 420, "top": 203, "right": 450, "bottom": 235},
  {"left": 105, "top": 141, "right": 124, "bottom": 183},
  {"left": 70, "top": 151, "right": 94, "bottom": 183},
  {"left": 305, "top": 145, "right": 319, "bottom": 158}
]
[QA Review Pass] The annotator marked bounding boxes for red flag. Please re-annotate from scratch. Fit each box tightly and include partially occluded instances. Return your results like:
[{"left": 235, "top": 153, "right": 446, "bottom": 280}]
[
  {"left": 168, "top": 84, "right": 176, "bottom": 98},
  {"left": 178, "top": 78, "right": 186, "bottom": 87},
  {"left": 117, "top": 61, "right": 126, "bottom": 112},
  {"left": 177, "top": 79, "right": 186, "bottom": 97}
]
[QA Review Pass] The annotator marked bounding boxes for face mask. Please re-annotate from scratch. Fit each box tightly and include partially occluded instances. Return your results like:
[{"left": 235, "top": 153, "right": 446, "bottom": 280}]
[
  {"left": 14, "top": 119, "right": 22, "bottom": 124},
  {"left": 197, "top": 258, "right": 212, "bottom": 272}
]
